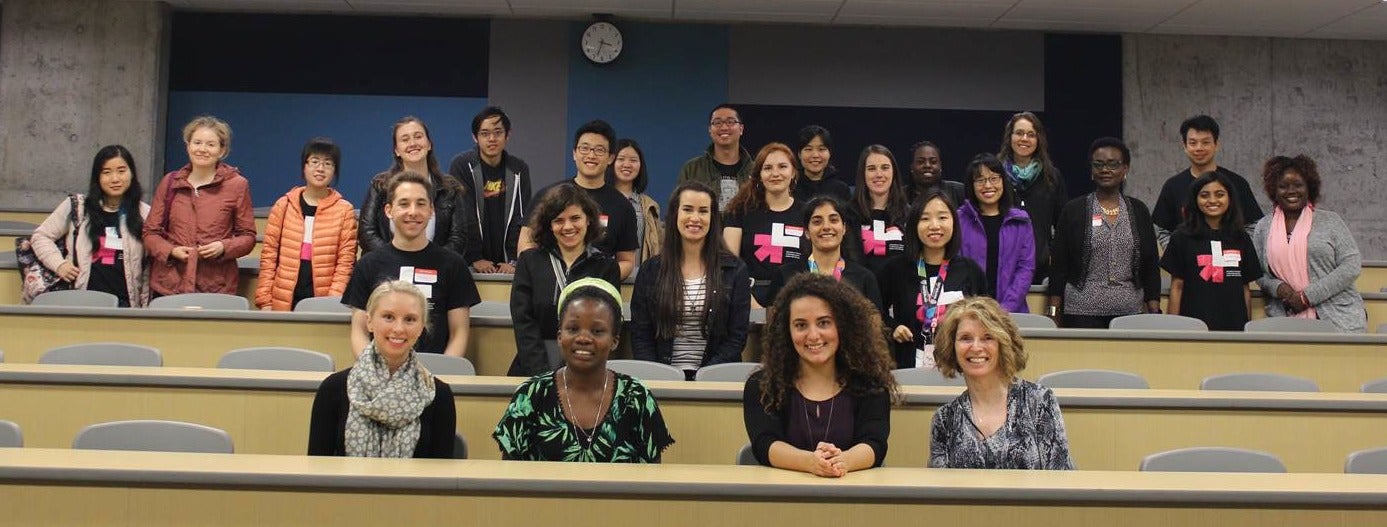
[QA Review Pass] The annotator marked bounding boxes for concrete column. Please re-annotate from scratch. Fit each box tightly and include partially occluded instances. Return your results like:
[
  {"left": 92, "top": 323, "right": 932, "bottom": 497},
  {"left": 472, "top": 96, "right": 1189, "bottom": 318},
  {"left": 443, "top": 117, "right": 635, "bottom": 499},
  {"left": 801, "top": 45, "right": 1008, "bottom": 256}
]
[{"left": 0, "top": 0, "right": 168, "bottom": 209}]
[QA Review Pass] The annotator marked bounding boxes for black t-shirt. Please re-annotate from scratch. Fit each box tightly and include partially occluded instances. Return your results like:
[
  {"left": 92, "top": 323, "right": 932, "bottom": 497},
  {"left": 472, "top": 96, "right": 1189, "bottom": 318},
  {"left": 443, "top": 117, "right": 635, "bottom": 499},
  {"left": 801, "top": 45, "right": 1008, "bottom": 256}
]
[
  {"left": 87, "top": 209, "right": 130, "bottom": 307},
  {"left": 342, "top": 243, "right": 481, "bottom": 354},
  {"left": 480, "top": 160, "right": 508, "bottom": 263},
  {"left": 859, "top": 209, "right": 907, "bottom": 276},
  {"left": 714, "top": 158, "right": 743, "bottom": 181},
  {"left": 531, "top": 180, "right": 638, "bottom": 256},
  {"left": 980, "top": 213, "right": 1004, "bottom": 298},
  {"left": 292, "top": 195, "right": 318, "bottom": 309},
  {"left": 1152, "top": 167, "right": 1265, "bottom": 232},
  {"left": 1159, "top": 229, "right": 1263, "bottom": 331},
  {"left": 726, "top": 202, "right": 806, "bottom": 305}
]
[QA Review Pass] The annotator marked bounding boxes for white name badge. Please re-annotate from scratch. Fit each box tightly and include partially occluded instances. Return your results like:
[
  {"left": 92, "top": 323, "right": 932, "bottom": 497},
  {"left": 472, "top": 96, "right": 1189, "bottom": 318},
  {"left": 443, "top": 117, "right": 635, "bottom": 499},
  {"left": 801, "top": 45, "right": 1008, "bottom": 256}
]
[
  {"left": 103, "top": 227, "right": 123, "bottom": 250},
  {"left": 398, "top": 266, "right": 415, "bottom": 282},
  {"left": 916, "top": 345, "right": 936, "bottom": 368},
  {"left": 413, "top": 268, "right": 438, "bottom": 284},
  {"left": 1091, "top": 214, "right": 1103, "bottom": 227},
  {"left": 939, "top": 290, "right": 965, "bottom": 305},
  {"left": 1222, "top": 249, "right": 1242, "bottom": 265}
]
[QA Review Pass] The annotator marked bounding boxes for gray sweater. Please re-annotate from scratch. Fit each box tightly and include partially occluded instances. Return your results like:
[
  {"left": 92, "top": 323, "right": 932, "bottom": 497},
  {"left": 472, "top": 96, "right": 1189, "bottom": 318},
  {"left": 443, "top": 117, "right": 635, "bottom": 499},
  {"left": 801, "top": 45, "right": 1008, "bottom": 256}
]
[{"left": 1252, "top": 208, "right": 1365, "bottom": 333}]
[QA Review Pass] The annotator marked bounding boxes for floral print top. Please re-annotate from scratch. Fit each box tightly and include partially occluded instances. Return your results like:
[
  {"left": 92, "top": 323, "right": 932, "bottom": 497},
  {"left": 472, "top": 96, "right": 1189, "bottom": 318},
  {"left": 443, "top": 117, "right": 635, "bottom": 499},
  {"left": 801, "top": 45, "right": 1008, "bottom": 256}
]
[{"left": 493, "top": 370, "right": 674, "bottom": 462}]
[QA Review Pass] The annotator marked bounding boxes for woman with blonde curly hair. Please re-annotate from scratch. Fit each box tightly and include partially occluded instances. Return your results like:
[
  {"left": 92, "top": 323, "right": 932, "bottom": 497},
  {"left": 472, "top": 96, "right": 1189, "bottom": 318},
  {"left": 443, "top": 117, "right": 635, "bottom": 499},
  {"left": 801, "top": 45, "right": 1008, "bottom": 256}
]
[
  {"left": 929, "top": 296, "right": 1073, "bottom": 470},
  {"left": 742, "top": 273, "right": 900, "bottom": 477}
]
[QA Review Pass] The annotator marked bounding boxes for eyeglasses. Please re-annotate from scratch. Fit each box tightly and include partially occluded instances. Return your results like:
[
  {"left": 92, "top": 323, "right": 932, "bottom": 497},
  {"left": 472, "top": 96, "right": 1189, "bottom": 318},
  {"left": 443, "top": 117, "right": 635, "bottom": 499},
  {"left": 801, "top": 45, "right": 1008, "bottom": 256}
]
[
  {"left": 306, "top": 159, "right": 335, "bottom": 169},
  {"left": 477, "top": 129, "right": 505, "bottom": 140},
  {"left": 709, "top": 118, "right": 742, "bottom": 128},
  {"left": 1011, "top": 130, "right": 1037, "bottom": 139},
  {"left": 1091, "top": 160, "right": 1125, "bottom": 171},
  {"left": 973, "top": 176, "right": 1004, "bottom": 187},
  {"left": 575, "top": 145, "right": 609, "bottom": 156}
]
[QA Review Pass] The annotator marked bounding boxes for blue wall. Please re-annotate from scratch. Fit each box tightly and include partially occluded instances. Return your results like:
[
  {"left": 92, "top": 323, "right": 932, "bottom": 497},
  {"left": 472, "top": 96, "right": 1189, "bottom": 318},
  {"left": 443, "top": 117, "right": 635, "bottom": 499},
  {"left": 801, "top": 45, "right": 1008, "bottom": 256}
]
[
  {"left": 565, "top": 22, "right": 730, "bottom": 205},
  {"left": 164, "top": 91, "right": 487, "bottom": 207}
]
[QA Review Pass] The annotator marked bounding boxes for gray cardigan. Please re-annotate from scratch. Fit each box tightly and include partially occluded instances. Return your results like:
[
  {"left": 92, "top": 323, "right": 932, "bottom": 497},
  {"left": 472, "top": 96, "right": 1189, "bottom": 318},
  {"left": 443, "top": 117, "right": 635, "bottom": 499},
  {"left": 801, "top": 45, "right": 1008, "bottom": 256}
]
[{"left": 1252, "top": 208, "right": 1365, "bottom": 333}]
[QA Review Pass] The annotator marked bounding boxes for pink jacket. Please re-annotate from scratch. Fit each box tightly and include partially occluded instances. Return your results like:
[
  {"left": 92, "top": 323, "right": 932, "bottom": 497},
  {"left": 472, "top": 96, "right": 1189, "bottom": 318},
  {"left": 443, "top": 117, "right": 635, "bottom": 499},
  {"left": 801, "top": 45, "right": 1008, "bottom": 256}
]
[
  {"left": 31, "top": 195, "right": 152, "bottom": 306},
  {"left": 142, "top": 163, "right": 256, "bottom": 295}
]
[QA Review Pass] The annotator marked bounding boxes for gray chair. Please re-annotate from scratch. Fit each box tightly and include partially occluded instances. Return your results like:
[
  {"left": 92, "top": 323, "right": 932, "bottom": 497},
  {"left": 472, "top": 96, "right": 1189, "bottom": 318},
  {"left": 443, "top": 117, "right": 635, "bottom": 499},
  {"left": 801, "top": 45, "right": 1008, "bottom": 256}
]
[
  {"left": 149, "top": 293, "right": 249, "bottom": 310},
  {"left": 1345, "top": 446, "right": 1387, "bottom": 474},
  {"left": 1109, "top": 313, "right": 1208, "bottom": 331},
  {"left": 1200, "top": 373, "right": 1319, "bottom": 392},
  {"left": 40, "top": 343, "right": 162, "bottom": 367},
  {"left": 454, "top": 433, "right": 469, "bottom": 460},
  {"left": 1244, "top": 317, "right": 1339, "bottom": 333},
  {"left": 0, "top": 420, "right": 21, "bottom": 448},
  {"left": 606, "top": 360, "right": 686, "bottom": 381},
  {"left": 416, "top": 353, "right": 476, "bottom": 376},
  {"left": 470, "top": 301, "right": 511, "bottom": 317},
  {"left": 0, "top": 220, "right": 38, "bottom": 230},
  {"left": 891, "top": 367, "right": 965, "bottom": 387},
  {"left": 293, "top": 296, "right": 351, "bottom": 313},
  {"left": 1375, "top": 323, "right": 1387, "bottom": 334},
  {"left": 694, "top": 362, "right": 761, "bottom": 382},
  {"left": 32, "top": 290, "right": 119, "bottom": 308},
  {"left": 217, "top": 347, "right": 334, "bottom": 372},
  {"left": 736, "top": 443, "right": 757, "bottom": 466},
  {"left": 72, "top": 420, "right": 233, "bottom": 454},
  {"left": 1140, "top": 447, "right": 1286, "bottom": 473},
  {"left": 1011, "top": 313, "right": 1057, "bottom": 329},
  {"left": 1362, "top": 378, "right": 1387, "bottom": 394},
  {"left": 1038, "top": 369, "right": 1150, "bottom": 389}
]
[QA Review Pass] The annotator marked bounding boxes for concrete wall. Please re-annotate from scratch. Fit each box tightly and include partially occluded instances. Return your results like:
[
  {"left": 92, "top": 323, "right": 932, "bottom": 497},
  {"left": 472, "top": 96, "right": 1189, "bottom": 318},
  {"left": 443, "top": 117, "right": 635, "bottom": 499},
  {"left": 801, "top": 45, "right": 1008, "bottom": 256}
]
[
  {"left": 0, "top": 0, "right": 167, "bottom": 208},
  {"left": 1123, "top": 33, "right": 1387, "bottom": 259}
]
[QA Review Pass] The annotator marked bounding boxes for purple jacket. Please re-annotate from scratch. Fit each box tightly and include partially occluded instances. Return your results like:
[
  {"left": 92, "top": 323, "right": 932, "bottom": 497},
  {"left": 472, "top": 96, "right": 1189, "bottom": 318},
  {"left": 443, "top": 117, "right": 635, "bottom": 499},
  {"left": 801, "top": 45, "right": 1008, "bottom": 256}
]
[{"left": 958, "top": 201, "right": 1035, "bottom": 312}]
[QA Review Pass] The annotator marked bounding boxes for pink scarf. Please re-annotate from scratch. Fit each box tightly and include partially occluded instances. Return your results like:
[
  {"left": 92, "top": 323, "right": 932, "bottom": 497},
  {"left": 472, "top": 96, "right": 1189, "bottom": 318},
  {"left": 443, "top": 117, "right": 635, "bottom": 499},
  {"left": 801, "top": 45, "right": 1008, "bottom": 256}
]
[{"left": 1266, "top": 205, "right": 1316, "bottom": 319}]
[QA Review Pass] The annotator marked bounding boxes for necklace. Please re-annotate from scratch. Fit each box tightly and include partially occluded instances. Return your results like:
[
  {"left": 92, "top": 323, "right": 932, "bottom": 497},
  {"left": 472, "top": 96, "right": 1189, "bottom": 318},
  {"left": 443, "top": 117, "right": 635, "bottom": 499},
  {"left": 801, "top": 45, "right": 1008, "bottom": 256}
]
[
  {"left": 801, "top": 393, "right": 837, "bottom": 444},
  {"left": 560, "top": 367, "right": 609, "bottom": 448},
  {"left": 1100, "top": 203, "right": 1120, "bottom": 216}
]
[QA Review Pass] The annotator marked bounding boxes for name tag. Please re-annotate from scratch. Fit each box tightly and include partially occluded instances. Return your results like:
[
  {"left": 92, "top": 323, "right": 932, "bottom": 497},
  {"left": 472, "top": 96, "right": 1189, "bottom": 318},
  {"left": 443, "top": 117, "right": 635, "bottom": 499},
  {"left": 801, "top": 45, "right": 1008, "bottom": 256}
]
[
  {"left": 599, "top": 214, "right": 610, "bottom": 227},
  {"left": 103, "top": 227, "right": 123, "bottom": 250},
  {"left": 1091, "top": 214, "right": 1103, "bottom": 227},
  {"left": 939, "top": 291, "right": 965, "bottom": 305},
  {"left": 414, "top": 268, "right": 438, "bottom": 284},
  {"left": 916, "top": 344, "right": 936, "bottom": 368}
]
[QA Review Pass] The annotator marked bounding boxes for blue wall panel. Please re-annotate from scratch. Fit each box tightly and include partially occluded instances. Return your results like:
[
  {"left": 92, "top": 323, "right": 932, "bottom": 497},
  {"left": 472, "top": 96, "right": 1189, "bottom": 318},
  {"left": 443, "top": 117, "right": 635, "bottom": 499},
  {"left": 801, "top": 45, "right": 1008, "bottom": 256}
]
[
  {"left": 164, "top": 91, "right": 487, "bottom": 207},
  {"left": 564, "top": 22, "right": 730, "bottom": 205}
]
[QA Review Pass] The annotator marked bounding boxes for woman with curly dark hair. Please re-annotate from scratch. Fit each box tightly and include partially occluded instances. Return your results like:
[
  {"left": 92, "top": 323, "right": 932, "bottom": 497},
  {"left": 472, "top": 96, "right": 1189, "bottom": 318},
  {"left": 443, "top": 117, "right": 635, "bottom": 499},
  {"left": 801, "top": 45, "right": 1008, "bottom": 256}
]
[{"left": 742, "top": 273, "right": 900, "bottom": 477}]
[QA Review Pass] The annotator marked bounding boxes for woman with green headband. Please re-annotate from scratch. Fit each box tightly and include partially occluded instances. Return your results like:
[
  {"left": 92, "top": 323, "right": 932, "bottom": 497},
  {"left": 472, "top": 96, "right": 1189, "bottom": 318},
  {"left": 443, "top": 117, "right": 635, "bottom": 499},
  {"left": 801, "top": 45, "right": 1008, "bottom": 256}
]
[{"left": 493, "top": 278, "right": 674, "bottom": 462}]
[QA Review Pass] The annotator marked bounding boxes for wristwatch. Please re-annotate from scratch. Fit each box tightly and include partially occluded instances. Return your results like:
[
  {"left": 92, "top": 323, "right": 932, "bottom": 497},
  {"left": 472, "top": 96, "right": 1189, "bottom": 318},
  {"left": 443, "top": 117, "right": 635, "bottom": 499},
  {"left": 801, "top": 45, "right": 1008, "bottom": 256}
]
[{"left": 1045, "top": 306, "right": 1059, "bottom": 317}]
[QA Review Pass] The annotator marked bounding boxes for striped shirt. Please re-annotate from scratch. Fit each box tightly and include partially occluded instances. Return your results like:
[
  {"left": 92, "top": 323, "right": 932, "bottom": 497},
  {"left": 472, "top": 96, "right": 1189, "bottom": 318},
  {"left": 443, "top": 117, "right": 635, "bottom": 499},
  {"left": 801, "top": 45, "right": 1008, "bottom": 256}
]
[{"left": 670, "top": 276, "right": 708, "bottom": 372}]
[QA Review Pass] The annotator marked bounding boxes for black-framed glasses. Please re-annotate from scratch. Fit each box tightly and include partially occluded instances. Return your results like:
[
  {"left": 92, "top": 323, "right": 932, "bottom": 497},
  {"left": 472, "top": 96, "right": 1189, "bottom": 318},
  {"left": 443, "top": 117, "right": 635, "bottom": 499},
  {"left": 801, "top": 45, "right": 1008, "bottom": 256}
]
[
  {"left": 709, "top": 118, "right": 742, "bottom": 128},
  {"left": 576, "top": 145, "right": 609, "bottom": 156},
  {"left": 1091, "top": 160, "right": 1125, "bottom": 171},
  {"left": 973, "top": 176, "right": 1004, "bottom": 187}
]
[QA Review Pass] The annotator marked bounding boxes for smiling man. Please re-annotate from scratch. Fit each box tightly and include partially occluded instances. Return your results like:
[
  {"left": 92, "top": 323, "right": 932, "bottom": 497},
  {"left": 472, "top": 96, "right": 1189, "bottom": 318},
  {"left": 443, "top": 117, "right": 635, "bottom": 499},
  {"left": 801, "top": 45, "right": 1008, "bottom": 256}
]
[
  {"left": 678, "top": 103, "right": 755, "bottom": 208},
  {"left": 518, "top": 120, "right": 638, "bottom": 279},
  {"left": 343, "top": 171, "right": 481, "bottom": 358},
  {"left": 449, "top": 107, "right": 532, "bottom": 274},
  {"left": 1151, "top": 115, "right": 1264, "bottom": 248}
]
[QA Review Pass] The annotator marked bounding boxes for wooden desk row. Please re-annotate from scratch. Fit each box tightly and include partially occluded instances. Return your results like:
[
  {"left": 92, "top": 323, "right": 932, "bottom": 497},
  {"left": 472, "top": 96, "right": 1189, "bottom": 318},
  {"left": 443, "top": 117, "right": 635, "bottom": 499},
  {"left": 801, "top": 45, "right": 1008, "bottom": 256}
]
[
  {"left": 1, "top": 447, "right": 1384, "bottom": 527},
  {"left": 2, "top": 364, "right": 1385, "bottom": 473},
  {"left": 3, "top": 304, "right": 1385, "bottom": 390}
]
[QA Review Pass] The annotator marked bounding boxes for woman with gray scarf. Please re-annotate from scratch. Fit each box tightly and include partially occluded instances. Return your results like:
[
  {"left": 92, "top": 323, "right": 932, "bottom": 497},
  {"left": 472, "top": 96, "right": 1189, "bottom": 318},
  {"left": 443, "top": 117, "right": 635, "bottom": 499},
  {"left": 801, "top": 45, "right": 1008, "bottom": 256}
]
[{"left": 309, "top": 280, "right": 456, "bottom": 458}]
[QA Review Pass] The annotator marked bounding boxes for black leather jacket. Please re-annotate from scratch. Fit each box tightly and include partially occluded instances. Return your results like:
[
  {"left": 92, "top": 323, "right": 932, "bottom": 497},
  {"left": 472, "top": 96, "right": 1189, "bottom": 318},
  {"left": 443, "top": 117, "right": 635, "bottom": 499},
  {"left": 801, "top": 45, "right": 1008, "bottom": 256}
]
[{"left": 358, "top": 170, "right": 475, "bottom": 256}]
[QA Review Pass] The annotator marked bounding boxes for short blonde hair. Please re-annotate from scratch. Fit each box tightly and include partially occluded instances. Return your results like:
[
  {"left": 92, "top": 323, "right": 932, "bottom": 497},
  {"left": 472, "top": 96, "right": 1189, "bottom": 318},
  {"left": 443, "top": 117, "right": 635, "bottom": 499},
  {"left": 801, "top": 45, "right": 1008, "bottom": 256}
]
[
  {"left": 364, "top": 280, "right": 431, "bottom": 334},
  {"left": 181, "top": 115, "right": 233, "bottom": 159},
  {"left": 933, "top": 296, "right": 1027, "bottom": 380}
]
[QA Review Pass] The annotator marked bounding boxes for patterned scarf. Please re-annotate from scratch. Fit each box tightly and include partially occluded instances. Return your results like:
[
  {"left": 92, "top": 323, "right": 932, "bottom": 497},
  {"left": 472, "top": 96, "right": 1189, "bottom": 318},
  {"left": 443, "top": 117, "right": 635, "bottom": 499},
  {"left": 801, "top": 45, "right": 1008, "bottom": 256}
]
[
  {"left": 345, "top": 343, "right": 436, "bottom": 458},
  {"left": 1005, "top": 160, "right": 1041, "bottom": 189}
]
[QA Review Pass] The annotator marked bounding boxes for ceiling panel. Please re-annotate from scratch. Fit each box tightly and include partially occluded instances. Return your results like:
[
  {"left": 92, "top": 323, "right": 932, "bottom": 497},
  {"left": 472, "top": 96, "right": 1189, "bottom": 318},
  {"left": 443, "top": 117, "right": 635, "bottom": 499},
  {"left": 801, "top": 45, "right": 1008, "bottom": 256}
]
[
  {"left": 835, "top": 0, "right": 1013, "bottom": 18},
  {"left": 1156, "top": 0, "right": 1379, "bottom": 35}
]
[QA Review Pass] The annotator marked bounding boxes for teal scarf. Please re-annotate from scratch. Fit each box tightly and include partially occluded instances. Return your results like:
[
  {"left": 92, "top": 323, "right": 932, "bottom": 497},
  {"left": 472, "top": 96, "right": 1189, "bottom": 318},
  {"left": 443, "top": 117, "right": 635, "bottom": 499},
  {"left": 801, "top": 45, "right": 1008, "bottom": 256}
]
[{"left": 1006, "top": 160, "right": 1041, "bottom": 189}]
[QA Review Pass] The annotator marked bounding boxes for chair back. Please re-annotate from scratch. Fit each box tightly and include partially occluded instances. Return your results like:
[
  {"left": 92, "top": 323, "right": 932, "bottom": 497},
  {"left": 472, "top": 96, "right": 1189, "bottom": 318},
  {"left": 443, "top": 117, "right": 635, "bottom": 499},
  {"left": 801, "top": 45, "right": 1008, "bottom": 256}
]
[
  {"left": 694, "top": 362, "right": 761, "bottom": 382},
  {"left": 606, "top": 360, "right": 685, "bottom": 382},
  {"left": 470, "top": 301, "right": 511, "bottom": 318},
  {"left": 454, "top": 433, "right": 469, "bottom": 460},
  {"left": 217, "top": 347, "right": 335, "bottom": 372},
  {"left": 72, "top": 420, "right": 233, "bottom": 454},
  {"left": 1109, "top": 313, "right": 1208, "bottom": 331},
  {"left": 891, "top": 367, "right": 965, "bottom": 387},
  {"left": 736, "top": 443, "right": 758, "bottom": 466},
  {"left": 40, "top": 343, "right": 162, "bottom": 367},
  {"left": 1140, "top": 447, "right": 1286, "bottom": 473},
  {"left": 1011, "top": 313, "right": 1057, "bottom": 329},
  {"left": 416, "top": 354, "right": 477, "bottom": 376},
  {"left": 0, "top": 420, "right": 21, "bottom": 448},
  {"left": 149, "top": 293, "right": 249, "bottom": 310},
  {"left": 0, "top": 220, "right": 38, "bottom": 230},
  {"left": 1243, "top": 317, "right": 1339, "bottom": 333},
  {"left": 32, "top": 290, "right": 119, "bottom": 308},
  {"left": 293, "top": 296, "right": 351, "bottom": 313},
  {"left": 1362, "top": 378, "right": 1387, "bottom": 394},
  {"left": 1345, "top": 447, "right": 1387, "bottom": 474},
  {"left": 1200, "top": 373, "right": 1319, "bottom": 392},
  {"left": 1038, "top": 369, "right": 1149, "bottom": 389}
]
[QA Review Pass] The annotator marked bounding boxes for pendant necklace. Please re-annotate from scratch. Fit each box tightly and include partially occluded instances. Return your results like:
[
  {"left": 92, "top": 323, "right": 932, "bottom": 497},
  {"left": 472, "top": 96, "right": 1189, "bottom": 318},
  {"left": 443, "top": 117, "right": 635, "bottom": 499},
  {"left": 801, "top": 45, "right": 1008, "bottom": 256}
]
[{"left": 561, "top": 368, "right": 609, "bottom": 447}]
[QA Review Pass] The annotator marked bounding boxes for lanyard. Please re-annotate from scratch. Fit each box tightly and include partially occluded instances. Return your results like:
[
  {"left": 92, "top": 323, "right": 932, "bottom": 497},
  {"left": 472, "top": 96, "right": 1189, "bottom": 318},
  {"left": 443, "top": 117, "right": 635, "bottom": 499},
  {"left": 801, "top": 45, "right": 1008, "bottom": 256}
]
[
  {"left": 916, "top": 259, "right": 950, "bottom": 343},
  {"left": 807, "top": 257, "right": 845, "bottom": 281}
]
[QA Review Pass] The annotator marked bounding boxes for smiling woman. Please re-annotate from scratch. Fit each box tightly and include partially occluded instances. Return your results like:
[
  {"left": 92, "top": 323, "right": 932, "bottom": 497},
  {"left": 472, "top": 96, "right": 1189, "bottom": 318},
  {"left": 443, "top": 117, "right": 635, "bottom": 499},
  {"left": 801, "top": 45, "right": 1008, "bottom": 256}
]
[{"left": 724, "top": 143, "right": 807, "bottom": 307}]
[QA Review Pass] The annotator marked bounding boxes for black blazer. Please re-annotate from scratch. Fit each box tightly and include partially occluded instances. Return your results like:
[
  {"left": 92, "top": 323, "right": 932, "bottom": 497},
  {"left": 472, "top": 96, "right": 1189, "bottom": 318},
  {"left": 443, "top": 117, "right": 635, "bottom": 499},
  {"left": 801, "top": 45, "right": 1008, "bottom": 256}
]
[
  {"left": 877, "top": 254, "right": 986, "bottom": 369},
  {"left": 508, "top": 247, "right": 621, "bottom": 377},
  {"left": 1046, "top": 194, "right": 1161, "bottom": 303},
  {"left": 629, "top": 253, "right": 751, "bottom": 368},
  {"left": 358, "top": 171, "right": 475, "bottom": 256},
  {"left": 307, "top": 368, "right": 456, "bottom": 458}
]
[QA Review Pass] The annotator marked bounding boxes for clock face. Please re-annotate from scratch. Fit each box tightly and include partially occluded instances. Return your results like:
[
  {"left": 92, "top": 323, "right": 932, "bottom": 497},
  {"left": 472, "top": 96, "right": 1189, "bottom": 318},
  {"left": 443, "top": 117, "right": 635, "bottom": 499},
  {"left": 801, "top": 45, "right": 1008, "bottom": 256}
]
[{"left": 581, "top": 22, "right": 623, "bottom": 64}]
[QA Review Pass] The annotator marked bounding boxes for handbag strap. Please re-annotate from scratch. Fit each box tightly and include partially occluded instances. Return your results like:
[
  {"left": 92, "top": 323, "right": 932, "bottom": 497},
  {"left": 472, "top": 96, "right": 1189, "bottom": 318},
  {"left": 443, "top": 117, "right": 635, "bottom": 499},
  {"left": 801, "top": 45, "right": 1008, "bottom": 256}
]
[{"left": 64, "top": 194, "right": 80, "bottom": 263}]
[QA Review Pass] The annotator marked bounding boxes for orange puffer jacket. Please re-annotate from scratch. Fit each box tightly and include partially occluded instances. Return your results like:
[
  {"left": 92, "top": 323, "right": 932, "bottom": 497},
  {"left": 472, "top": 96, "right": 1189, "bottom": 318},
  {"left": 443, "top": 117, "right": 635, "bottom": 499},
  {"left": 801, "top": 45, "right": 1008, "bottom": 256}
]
[{"left": 255, "top": 187, "right": 359, "bottom": 310}]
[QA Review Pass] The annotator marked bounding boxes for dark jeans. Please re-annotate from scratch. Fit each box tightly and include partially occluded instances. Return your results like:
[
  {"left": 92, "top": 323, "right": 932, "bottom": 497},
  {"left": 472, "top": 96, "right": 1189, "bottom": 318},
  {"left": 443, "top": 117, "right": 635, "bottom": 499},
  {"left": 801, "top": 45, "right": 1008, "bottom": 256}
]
[{"left": 1063, "top": 314, "right": 1121, "bottom": 329}]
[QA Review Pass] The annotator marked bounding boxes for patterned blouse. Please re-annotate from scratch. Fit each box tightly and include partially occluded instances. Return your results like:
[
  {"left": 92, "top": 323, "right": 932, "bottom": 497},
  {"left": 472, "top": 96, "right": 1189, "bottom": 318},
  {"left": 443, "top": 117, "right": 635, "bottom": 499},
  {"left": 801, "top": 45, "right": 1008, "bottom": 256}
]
[
  {"left": 929, "top": 379, "right": 1075, "bottom": 470},
  {"left": 1064, "top": 195, "right": 1144, "bottom": 316},
  {"left": 493, "top": 370, "right": 675, "bottom": 462}
]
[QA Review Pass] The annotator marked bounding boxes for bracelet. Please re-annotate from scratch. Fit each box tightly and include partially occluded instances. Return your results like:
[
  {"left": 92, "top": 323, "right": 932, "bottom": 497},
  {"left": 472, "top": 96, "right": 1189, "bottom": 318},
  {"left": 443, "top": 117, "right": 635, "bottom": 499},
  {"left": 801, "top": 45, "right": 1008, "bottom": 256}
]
[{"left": 1298, "top": 291, "right": 1309, "bottom": 305}]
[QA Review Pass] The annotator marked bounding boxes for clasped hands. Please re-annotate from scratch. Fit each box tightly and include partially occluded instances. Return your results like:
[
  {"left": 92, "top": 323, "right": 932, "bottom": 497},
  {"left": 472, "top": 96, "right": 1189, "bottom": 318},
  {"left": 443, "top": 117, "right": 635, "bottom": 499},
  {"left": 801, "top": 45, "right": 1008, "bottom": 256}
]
[
  {"left": 170, "top": 241, "right": 226, "bottom": 262},
  {"left": 807, "top": 442, "right": 849, "bottom": 478}
]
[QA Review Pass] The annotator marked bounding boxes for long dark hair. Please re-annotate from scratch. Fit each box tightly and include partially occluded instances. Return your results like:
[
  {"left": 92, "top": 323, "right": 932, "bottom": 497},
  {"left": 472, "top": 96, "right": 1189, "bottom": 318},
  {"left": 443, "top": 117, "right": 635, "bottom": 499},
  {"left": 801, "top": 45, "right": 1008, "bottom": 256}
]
[
  {"left": 604, "top": 138, "right": 649, "bottom": 194},
  {"left": 851, "top": 144, "right": 909, "bottom": 227},
  {"left": 652, "top": 182, "right": 731, "bottom": 341},
  {"left": 997, "top": 112, "right": 1060, "bottom": 187},
  {"left": 963, "top": 153, "right": 1015, "bottom": 214},
  {"left": 85, "top": 145, "right": 144, "bottom": 250},
  {"left": 905, "top": 189, "right": 962, "bottom": 260},
  {"left": 1178, "top": 171, "right": 1246, "bottom": 238}
]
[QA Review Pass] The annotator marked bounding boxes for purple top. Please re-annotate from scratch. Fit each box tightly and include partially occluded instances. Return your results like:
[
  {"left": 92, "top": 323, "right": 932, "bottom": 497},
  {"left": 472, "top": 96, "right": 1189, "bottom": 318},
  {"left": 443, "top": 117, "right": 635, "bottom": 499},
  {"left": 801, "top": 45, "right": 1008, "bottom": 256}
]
[{"left": 957, "top": 201, "right": 1036, "bottom": 312}]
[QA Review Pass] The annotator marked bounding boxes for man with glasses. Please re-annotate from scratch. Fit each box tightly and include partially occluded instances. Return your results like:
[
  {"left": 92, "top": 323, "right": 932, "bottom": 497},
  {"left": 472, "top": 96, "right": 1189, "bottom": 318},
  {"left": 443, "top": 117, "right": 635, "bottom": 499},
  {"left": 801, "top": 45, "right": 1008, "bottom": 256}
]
[
  {"left": 679, "top": 103, "right": 755, "bottom": 208},
  {"left": 1151, "top": 115, "right": 1263, "bottom": 249},
  {"left": 518, "top": 119, "right": 638, "bottom": 279},
  {"left": 448, "top": 106, "right": 532, "bottom": 274}
]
